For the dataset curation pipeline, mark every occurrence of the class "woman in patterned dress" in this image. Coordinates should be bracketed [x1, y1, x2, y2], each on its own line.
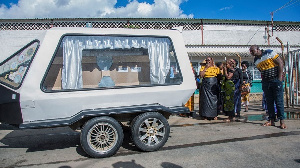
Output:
[222, 59, 236, 122]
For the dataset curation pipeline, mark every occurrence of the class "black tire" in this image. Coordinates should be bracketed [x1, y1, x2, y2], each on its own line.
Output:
[80, 117, 124, 158]
[131, 112, 170, 152]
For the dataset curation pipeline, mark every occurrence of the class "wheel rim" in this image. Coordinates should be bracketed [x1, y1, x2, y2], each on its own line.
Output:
[138, 118, 165, 146]
[87, 122, 118, 153]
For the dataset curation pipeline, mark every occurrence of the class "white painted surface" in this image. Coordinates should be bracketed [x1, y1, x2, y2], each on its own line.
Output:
[1, 27, 196, 122]
[1, 25, 300, 62]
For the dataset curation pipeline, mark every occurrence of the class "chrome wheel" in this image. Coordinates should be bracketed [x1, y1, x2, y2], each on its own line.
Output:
[81, 117, 123, 158]
[138, 118, 165, 146]
[87, 123, 118, 153]
[131, 112, 170, 151]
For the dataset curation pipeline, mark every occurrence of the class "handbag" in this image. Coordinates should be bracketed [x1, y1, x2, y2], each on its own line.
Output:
[241, 83, 250, 95]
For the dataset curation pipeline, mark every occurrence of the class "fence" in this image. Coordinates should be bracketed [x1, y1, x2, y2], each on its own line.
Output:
[287, 46, 300, 107]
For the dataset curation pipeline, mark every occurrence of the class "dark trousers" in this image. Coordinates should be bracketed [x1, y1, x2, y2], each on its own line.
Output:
[233, 80, 241, 117]
[262, 79, 285, 120]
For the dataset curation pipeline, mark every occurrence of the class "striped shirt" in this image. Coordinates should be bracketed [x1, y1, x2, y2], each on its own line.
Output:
[254, 49, 279, 80]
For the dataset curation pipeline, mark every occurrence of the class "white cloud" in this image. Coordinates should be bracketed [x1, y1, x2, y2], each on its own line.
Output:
[220, 5, 233, 11]
[0, 0, 193, 19]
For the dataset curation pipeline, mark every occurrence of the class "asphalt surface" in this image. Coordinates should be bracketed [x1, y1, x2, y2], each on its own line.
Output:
[0, 104, 299, 168]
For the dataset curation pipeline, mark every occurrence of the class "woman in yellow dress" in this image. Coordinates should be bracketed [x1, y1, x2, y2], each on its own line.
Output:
[199, 57, 220, 120]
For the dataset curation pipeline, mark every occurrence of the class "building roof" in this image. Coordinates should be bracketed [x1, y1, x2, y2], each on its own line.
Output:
[1, 18, 299, 31]
[1, 17, 299, 24]
[188, 52, 250, 58]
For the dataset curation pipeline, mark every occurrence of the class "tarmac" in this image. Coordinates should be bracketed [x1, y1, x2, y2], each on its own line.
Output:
[168, 103, 300, 126]
[0, 103, 299, 168]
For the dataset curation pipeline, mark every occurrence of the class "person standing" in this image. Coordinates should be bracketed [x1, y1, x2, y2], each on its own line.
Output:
[222, 59, 236, 122]
[216, 62, 225, 114]
[232, 59, 243, 118]
[241, 61, 253, 112]
[249, 45, 287, 129]
[199, 57, 220, 120]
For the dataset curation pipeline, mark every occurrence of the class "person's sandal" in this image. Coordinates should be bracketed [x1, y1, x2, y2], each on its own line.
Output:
[262, 121, 275, 127]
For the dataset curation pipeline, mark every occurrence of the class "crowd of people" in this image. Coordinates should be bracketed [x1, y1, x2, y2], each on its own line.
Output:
[195, 45, 287, 129]
[197, 58, 250, 122]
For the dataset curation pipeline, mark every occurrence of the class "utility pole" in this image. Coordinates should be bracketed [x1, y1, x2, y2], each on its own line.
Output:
[270, 12, 274, 36]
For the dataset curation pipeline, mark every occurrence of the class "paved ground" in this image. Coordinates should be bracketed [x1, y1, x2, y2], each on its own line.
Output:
[177, 102, 300, 125]
[0, 104, 299, 168]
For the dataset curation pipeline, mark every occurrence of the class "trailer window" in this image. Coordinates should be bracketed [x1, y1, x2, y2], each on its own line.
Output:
[42, 35, 182, 91]
[0, 41, 39, 89]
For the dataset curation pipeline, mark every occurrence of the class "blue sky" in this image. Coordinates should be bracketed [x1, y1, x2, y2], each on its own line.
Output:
[0, 0, 299, 21]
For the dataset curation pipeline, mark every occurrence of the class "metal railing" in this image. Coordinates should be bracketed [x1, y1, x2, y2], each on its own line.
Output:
[287, 46, 300, 107]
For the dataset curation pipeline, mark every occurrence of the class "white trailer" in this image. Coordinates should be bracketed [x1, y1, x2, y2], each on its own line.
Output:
[0, 27, 196, 158]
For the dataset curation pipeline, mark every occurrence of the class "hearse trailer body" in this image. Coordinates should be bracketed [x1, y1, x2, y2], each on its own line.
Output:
[0, 27, 196, 157]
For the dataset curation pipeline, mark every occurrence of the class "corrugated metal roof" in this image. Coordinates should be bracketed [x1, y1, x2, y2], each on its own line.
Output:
[188, 52, 250, 57]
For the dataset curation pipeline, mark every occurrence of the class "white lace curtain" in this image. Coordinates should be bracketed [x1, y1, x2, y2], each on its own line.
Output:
[62, 36, 171, 89]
